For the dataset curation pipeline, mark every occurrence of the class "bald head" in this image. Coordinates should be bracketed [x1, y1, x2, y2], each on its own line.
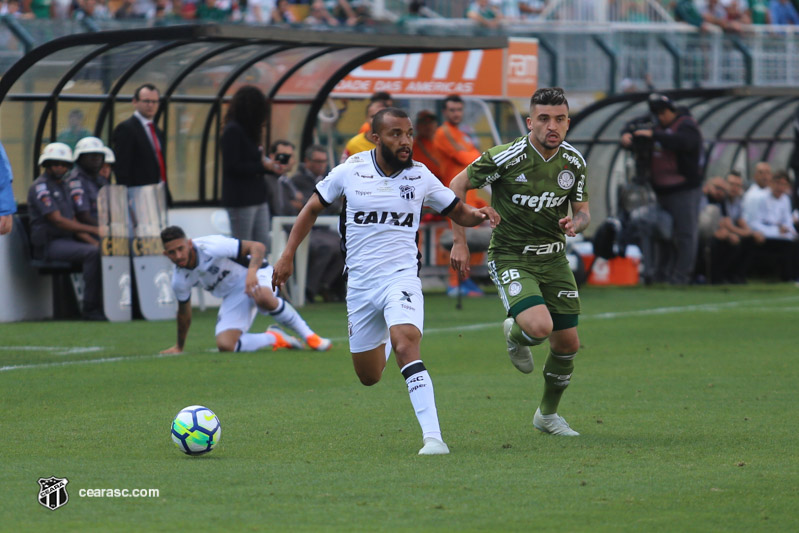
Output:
[753, 162, 772, 189]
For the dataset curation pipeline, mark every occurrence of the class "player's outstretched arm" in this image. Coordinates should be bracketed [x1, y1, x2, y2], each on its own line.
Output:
[161, 300, 192, 354]
[271, 193, 326, 291]
[559, 201, 591, 237]
[239, 239, 266, 295]
[448, 170, 501, 278]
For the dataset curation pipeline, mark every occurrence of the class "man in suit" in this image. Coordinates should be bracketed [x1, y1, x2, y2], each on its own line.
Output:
[112, 83, 170, 201]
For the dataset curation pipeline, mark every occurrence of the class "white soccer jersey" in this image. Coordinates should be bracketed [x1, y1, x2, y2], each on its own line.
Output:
[316, 150, 459, 289]
[171, 235, 249, 302]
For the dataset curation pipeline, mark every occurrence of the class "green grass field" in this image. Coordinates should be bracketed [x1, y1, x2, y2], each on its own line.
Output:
[2, 284, 798, 532]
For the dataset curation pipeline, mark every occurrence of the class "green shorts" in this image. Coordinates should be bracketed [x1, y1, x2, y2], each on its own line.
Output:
[487, 253, 580, 330]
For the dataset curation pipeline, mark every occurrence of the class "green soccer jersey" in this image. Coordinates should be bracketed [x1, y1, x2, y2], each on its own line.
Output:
[467, 134, 588, 259]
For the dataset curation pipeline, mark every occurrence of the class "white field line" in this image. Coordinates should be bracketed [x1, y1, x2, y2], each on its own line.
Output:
[0, 346, 104, 356]
[2, 295, 798, 373]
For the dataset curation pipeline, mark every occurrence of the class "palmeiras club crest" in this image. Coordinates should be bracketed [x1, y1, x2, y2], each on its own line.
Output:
[38, 476, 69, 510]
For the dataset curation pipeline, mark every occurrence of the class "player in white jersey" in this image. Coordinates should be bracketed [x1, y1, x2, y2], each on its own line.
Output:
[272, 108, 500, 455]
[159, 225, 331, 354]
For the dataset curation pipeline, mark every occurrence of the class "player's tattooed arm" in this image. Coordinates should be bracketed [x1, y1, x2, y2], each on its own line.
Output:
[162, 300, 192, 354]
[240, 240, 266, 295]
[559, 201, 590, 237]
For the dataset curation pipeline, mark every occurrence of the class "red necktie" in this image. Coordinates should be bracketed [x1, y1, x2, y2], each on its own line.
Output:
[147, 121, 166, 183]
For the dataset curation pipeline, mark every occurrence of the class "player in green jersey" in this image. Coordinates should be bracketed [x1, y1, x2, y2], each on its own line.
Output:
[449, 87, 591, 436]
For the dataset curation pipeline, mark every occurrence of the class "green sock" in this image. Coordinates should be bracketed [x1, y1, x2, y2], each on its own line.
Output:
[539, 349, 575, 415]
[510, 321, 546, 347]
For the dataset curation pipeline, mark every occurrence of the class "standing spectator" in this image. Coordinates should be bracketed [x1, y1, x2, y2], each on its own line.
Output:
[340, 99, 386, 163]
[742, 161, 772, 224]
[449, 87, 590, 436]
[0, 140, 15, 236]
[747, 0, 771, 23]
[220, 85, 273, 250]
[27, 143, 104, 320]
[287, 144, 346, 302]
[770, 0, 799, 24]
[466, 0, 503, 28]
[493, 0, 545, 20]
[67, 136, 109, 225]
[412, 110, 444, 181]
[112, 83, 171, 202]
[433, 95, 481, 187]
[196, 0, 230, 20]
[57, 109, 91, 149]
[621, 93, 704, 285]
[790, 106, 799, 208]
[272, 107, 500, 455]
[748, 170, 799, 280]
[434, 94, 486, 297]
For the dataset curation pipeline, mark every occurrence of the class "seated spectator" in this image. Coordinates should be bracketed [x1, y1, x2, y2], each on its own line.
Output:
[722, 170, 765, 281]
[100, 146, 115, 183]
[748, 170, 799, 281]
[196, 0, 230, 21]
[770, 0, 799, 24]
[492, 0, 545, 20]
[28, 143, 104, 320]
[73, 0, 111, 20]
[304, 0, 338, 26]
[271, 0, 296, 23]
[743, 161, 772, 225]
[278, 144, 346, 302]
[466, 0, 503, 28]
[67, 136, 109, 226]
[114, 0, 142, 19]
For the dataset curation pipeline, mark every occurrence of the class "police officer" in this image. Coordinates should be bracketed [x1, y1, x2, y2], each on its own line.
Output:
[67, 136, 109, 226]
[28, 142, 104, 320]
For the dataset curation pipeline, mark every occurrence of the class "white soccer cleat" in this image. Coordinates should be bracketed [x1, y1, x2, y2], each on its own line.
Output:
[305, 333, 332, 352]
[267, 325, 303, 350]
[533, 408, 580, 436]
[418, 437, 450, 455]
[503, 318, 534, 374]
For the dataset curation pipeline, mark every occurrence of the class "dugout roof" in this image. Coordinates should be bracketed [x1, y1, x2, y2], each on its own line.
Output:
[569, 88, 799, 225]
[0, 24, 506, 205]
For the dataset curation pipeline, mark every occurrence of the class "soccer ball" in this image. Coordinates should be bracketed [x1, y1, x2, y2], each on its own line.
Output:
[171, 405, 221, 455]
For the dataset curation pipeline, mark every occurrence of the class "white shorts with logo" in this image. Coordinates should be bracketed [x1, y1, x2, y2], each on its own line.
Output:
[215, 266, 275, 336]
[346, 274, 424, 353]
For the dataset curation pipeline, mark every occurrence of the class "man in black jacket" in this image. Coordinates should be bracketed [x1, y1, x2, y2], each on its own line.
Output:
[621, 94, 704, 284]
[112, 83, 171, 202]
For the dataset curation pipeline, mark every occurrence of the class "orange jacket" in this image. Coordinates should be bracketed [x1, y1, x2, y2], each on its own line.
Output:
[413, 137, 444, 181]
[433, 122, 481, 187]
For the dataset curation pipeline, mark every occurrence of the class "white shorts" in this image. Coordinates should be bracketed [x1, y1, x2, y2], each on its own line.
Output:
[215, 266, 275, 336]
[346, 274, 424, 353]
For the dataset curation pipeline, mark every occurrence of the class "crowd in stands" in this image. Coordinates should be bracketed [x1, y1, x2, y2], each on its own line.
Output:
[0, 0, 375, 26]
[2, 0, 799, 28]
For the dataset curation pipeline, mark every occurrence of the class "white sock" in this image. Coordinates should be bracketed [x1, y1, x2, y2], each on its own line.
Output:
[266, 298, 313, 339]
[400, 360, 442, 442]
[236, 332, 277, 352]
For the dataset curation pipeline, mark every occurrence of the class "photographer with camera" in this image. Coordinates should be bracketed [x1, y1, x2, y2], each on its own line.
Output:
[620, 93, 704, 285]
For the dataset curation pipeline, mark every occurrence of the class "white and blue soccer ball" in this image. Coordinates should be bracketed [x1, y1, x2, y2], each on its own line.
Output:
[171, 405, 221, 455]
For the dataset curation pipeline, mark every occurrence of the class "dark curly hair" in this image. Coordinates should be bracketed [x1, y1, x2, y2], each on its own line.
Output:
[224, 85, 268, 144]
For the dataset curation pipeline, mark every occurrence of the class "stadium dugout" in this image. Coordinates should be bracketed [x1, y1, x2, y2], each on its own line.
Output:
[569, 88, 799, 226]
[0, 24, 506, 321]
